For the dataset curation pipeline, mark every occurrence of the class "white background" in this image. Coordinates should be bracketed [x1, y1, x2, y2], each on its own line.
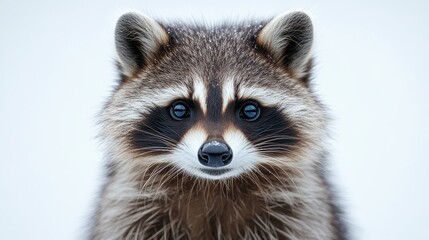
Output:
[1, 1, 428, 239]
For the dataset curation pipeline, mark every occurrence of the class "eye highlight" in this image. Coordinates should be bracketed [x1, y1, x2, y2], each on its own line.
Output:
[239, 101, 260, 121]
[170, 101, 190, 120]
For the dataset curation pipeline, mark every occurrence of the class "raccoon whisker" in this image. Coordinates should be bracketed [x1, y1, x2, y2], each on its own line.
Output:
[132, 137, 177, 150]
[141, 164, 168, 191]
[249, 167, 276, 191]
[134, 121, 182, 141]
[226, 177, 238, 198]
[253, 142, 299, 148]
[185, 173, 200, 220]
[156, 166, 182, 194]
[271, 209, 315, 237]
[256, 133, 301, 140]
[247, 126, 294, 139]
[134, 163, 174, 194]
[254, 146, 302, 157]
[252, 135, 302, 145]
[259, 154, 309, 180]
[133, 148, 172, 158]
[246, 121, 296, 138]
[201, 179, 211, 208]
[129, 124, 178, 142]
[256, 148, 299, 155]
[250, 147, 300, 177]
[258, 149, 307, 165]
[256, 147, 300, 155]
[136, 162, 164, 197]
[258, 153, 304, 173]
[218, 179, 227, 199]
[253, 164, 299, 203]
[147, 164, 177, 192]
[219, 179, 230, 199]
[254, 145, 302, 155]
[131, 148, 174, 157]
[156, 123, 183, 140]
[246, 170, 272, 202]
[138, 163, 171, 192]
[253, 141, 302, 151]
[130, 127, 178, 146]
[132, 149, 173, 157]
[256, 157, 306, 198]
[131, 144, 174, 150]
[242, 172, 273, 223]
[121, 205, 159, 232]
[250, 132, 301, 144]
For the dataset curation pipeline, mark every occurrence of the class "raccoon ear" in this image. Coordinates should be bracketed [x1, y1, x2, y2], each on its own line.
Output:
[257, 11, 313, 77]
[115, 12, 169, 76]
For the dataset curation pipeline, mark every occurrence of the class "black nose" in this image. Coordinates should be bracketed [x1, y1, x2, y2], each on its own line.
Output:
[198, 140, 233, 167]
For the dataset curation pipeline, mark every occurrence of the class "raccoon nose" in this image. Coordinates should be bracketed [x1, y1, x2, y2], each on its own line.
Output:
[198, 140, 233, 167]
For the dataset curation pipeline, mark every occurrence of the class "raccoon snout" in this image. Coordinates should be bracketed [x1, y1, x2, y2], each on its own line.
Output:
[198, 140, 233, 167]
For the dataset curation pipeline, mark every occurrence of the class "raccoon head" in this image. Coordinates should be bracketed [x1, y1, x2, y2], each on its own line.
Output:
[101, 12, 327, 181]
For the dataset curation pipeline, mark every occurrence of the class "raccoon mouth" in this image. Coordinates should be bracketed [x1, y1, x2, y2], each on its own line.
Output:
[200, 168, 232, 176]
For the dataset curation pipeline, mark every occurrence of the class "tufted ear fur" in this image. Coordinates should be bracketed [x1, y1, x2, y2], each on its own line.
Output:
[115, 12, 169, 77]
[257, 11, 313, 78]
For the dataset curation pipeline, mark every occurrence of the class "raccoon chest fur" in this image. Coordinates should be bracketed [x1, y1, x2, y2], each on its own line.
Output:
[100, 172, 331, 240]
[156, 190, 269, 239]
[90, 10, 348, 240]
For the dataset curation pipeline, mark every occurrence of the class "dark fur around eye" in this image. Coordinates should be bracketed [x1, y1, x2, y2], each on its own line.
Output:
[130, 101, 198, 156]
[130, 98, 298, 158]
[235, 104, 299, 157]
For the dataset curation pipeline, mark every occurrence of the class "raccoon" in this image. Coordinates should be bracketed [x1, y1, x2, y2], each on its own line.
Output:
[90, 11, 347, 240]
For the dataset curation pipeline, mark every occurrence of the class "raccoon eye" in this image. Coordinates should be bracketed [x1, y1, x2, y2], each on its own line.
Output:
[239, 101, 260, 121]
[170, 101, 190, 120]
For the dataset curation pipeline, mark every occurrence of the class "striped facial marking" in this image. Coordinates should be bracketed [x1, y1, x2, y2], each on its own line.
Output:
[206, 82, 223, 121]
[192, 77, 207, 115]
[222, 78, 235, 114]
[128, 76, 300, 179]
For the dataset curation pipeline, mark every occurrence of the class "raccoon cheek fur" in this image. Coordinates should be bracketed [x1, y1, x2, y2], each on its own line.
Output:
[90, 11, 348, 240]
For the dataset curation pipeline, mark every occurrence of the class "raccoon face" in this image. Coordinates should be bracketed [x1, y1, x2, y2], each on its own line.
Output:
[101, 12, 327, 180]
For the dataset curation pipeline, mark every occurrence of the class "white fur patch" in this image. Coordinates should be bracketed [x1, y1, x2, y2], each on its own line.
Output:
[173, 124, 259, 180]
[222, 77, 235, 113]
[170, 124, 208, 175]
[192, 77, 207, 114]
[113, 83, 189, 122]
[237, 85, 280, 106]
[222, 126, 260, 173]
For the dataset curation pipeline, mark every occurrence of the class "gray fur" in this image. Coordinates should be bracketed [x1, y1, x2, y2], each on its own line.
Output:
[90, 11, 348, 240]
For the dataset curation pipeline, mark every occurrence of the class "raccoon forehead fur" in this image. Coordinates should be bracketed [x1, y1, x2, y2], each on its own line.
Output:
[92, 11, 347, 240]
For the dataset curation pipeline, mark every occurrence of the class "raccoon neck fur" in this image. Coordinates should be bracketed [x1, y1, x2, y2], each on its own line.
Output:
[91, 156, 344, 240]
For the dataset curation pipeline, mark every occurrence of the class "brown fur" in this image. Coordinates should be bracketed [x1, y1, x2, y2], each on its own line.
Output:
[90, 11, 348, 240]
